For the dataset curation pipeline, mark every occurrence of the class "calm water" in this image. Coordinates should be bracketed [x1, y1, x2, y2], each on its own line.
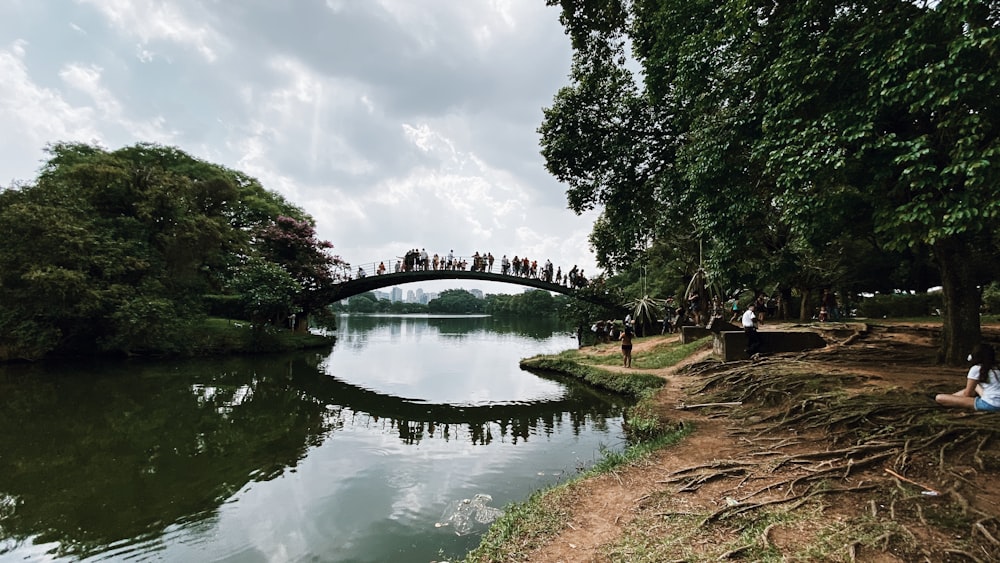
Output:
[0, 315, 631, 562]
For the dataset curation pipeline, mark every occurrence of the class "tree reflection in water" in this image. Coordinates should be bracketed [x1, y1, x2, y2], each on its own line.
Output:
[0, 339, 628, 560]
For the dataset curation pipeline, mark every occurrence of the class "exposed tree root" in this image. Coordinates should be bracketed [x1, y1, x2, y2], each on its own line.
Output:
[658, 338, 1000, 560]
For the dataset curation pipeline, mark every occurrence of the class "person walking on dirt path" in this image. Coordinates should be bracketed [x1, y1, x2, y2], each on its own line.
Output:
[936, 343, 1000, 412]
[620, 322, 635, 368]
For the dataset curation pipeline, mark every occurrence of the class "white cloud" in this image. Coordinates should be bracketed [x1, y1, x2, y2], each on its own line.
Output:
[78, 0, 222, 62]
[0, 1, 598, 286]
[0, 41, 102, 180]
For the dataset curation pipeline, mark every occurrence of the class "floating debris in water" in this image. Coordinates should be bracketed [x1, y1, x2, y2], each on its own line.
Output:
[435, 494, 505, 536]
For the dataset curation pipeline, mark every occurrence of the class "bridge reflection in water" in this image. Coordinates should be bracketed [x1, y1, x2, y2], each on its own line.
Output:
[307, 364, 627, 446]
[0, 324, 630, 561]
[324, 314, 629, 445]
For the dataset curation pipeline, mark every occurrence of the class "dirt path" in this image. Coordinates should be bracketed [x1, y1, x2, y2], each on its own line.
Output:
[513, 323, 1000, 562]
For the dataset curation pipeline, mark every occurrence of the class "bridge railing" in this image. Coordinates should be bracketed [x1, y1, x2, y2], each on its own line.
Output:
[336, 255, 579, 287]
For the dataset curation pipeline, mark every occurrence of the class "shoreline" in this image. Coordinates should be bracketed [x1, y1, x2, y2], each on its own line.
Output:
[464, 324, 1000, 562]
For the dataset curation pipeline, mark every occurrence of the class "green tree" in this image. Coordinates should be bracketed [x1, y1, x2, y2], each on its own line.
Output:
[347, 293, 377, 313]
[229, 257, 300, 326]
[484, 293, 515, 315]
[542, 0, 1000, 363]
[256, 215, 345, 332]
[0, 142, 341, 359]
[428, 289, 484, 314]
[515, 290, 557, 315]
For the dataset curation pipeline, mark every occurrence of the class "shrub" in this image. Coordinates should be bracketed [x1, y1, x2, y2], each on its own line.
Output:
[983, 282, 1000, 314]
[857, 292, 943, 318]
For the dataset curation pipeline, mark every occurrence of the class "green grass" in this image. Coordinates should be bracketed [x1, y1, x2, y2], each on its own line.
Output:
[461, 335, 708, 562]
[520, 355, 665, 397]
[544, 336, 710, 370]
[464, 423, 692, 563]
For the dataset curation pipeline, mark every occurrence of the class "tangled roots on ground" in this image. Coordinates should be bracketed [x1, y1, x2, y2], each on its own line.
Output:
[663, 351, 1000, 561]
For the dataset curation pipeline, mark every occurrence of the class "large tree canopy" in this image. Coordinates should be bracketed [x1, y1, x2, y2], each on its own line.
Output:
[0, 142, 341, 359]
[540, 0, 1000, 364]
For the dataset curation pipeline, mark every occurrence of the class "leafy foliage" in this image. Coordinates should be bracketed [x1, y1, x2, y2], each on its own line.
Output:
[428, 289, 485, 314]
[541, 0, 1000, 363]
[0, 142, 339, 359]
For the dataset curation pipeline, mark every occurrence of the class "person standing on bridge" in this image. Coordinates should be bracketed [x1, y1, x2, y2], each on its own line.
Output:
[501, 255, 510, 275]
[377, 262, 386, 275]
[488, 253, 495, 272]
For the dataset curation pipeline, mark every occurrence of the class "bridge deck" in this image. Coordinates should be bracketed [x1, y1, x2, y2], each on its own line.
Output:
[330, 269, 575, 300]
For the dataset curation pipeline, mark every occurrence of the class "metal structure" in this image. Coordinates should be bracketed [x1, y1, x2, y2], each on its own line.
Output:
[322, 259, 618, 309]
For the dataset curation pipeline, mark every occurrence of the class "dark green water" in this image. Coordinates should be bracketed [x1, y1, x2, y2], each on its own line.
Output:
[0, 315, 631, 562]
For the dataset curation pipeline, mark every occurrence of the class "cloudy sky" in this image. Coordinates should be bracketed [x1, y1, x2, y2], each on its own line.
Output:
[0, 0, 600, 295]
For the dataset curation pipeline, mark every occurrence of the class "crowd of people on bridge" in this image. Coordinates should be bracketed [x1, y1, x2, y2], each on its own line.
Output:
[341, 248, 590, 289]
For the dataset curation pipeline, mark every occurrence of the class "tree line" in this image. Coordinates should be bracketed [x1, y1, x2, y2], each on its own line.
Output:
[0, 143, 343, 360]
[539, 0, 1000, 363]
[337, 288, 561, 316]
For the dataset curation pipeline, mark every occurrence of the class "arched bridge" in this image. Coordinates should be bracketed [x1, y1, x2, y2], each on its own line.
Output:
[323, 256, 621, 309]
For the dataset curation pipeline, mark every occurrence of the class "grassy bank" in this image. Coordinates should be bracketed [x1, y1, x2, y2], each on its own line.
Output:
[464, 336, 707, 562]
[468, 323, 1000, 561]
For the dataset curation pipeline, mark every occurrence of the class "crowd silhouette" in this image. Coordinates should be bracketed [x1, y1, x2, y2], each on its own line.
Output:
[338, 248, 589, 289]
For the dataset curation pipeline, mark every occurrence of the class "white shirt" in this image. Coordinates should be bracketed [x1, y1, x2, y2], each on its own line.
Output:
[969, 365, 1000, 407]
[741, 309, 757, 328]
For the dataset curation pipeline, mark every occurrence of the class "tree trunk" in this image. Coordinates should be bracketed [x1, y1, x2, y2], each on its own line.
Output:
[798, 288, 813, 321]
[779, 286, 793, 320]
[295, 313, 311, 333]
[933, 237, 981, 365]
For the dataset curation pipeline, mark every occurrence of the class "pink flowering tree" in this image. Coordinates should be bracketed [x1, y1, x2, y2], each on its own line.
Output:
[256, 216, 345, 332]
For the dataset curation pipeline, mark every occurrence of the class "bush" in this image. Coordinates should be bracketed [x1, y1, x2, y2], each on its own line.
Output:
[983, 282, 1000, 314]
[204, 294, 247, 320]
[856, 292, 943, 318]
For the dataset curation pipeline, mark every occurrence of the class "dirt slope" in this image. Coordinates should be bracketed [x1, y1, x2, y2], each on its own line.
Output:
[518, 322, 1000, 563]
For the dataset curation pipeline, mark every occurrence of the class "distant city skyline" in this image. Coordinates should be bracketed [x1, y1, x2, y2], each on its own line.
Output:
[372, 284, 535, 304]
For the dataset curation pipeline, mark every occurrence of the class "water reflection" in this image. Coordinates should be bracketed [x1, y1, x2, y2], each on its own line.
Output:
[0, 316, 629, 562]
[335, 314, 572, 349]
[0, 355, 328, 560]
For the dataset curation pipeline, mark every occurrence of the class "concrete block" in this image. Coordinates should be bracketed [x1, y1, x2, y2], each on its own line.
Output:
[714, 330, 827, 361]
[681, 325, 713, 344]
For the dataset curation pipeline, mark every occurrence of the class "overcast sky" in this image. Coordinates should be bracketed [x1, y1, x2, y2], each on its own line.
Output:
[0, 0, 600, 295]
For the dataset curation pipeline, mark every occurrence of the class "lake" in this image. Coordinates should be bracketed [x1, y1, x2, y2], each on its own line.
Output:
[0, 315, 632, 562]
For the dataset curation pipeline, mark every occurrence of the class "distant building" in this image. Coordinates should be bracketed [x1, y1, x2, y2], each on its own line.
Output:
[391, 287, 402, 302]
[406, 289, 416, 303]
[469, 289, 484, 299]
[373, 290, 390, 301]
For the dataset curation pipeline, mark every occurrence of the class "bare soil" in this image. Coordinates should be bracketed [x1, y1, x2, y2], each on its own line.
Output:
[515, 321, 1000, 563]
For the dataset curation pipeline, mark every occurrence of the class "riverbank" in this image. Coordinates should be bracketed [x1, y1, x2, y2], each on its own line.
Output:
[465, 321, 1000, 562]
[0, 317, 335, 362]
